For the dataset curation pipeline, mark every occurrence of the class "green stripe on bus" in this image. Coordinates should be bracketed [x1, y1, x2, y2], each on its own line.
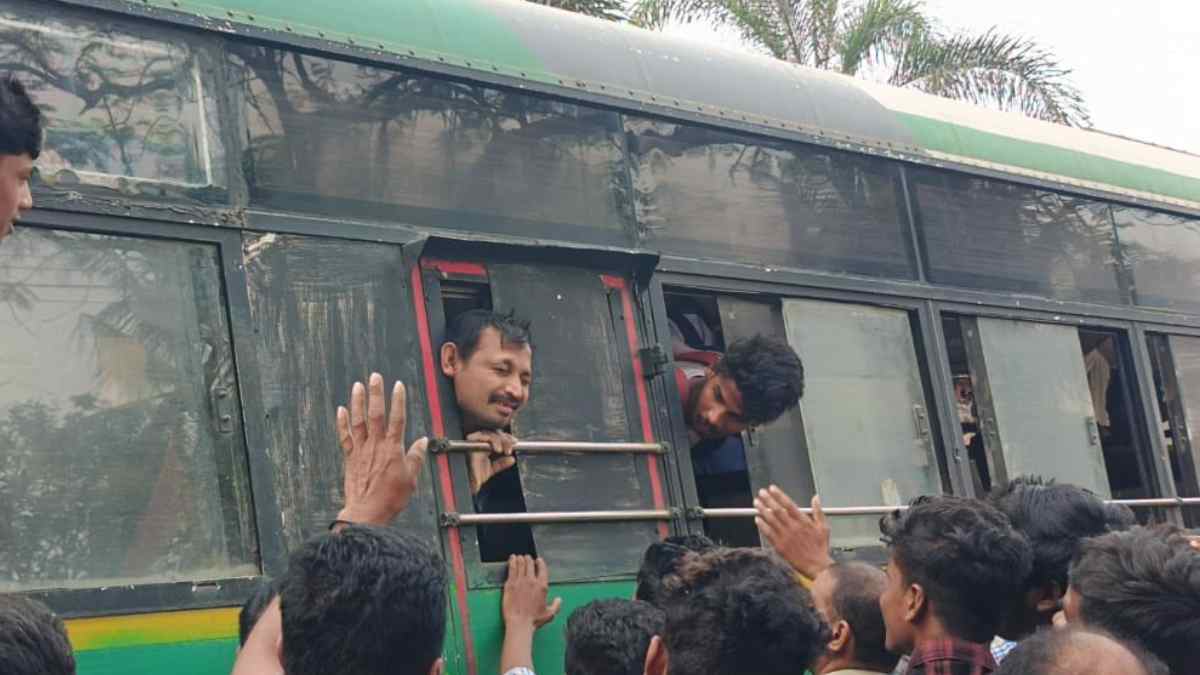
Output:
[897, 112, 1200, 205]
[75, 638, 236, 675]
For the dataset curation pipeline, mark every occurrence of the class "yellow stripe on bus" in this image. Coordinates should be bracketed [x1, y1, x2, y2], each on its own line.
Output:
[66, 607, 239, 652]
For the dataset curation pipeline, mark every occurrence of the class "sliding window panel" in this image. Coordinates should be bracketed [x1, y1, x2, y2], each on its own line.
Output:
[968, 318, 1111, 496]
[1167, 336, 1200, 521]
[781, 299, 940, 548]
[488, 264, 659, 581]
[226, 44, 634, 245]
[240, 234, 436, 551]
[909, 167, 1124, 305]
[1112, 206, 1200, 314]
[625, 117, 916, 279]
[0, 228, 255, 591]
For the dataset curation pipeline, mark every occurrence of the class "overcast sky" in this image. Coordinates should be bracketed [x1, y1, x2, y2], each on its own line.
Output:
[663, 0, 1200, 153]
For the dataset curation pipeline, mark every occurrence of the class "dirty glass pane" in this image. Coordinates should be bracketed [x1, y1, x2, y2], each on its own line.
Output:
[0, 228, 256, 590]
[909, 167, 1123, 304]
[625, 117, 915, 279]
[1111, 206, 1200, 313]
[781, 299, 941, 548]
[0, 0, 225, 193]
[227, 44, 631, 243]
[971, 318, 1111, 496]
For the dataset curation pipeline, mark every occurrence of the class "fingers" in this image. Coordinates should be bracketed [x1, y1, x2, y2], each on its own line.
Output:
[768, 485, 802, 517]
[811, 494, 827, 530]
[367, 373, 386, 440]
[534, 557, 549, 583]
[498, 432, 518, 456]
[545, 596, 563, 620]
[350, 381, 367, 447]
[754, 516, 778, 546]
[405, 437, 429, 479]
[337, 406, 352, 453]
[493, 455, 517, 473]
[386, 380, 407, 444]
[754, 492, 786, 533]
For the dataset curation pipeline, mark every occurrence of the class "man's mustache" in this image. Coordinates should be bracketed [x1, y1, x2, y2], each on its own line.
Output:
[489, 394, 521, 408]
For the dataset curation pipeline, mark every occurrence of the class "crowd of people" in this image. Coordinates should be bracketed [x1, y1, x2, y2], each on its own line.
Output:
[3, 73, 1200, 675]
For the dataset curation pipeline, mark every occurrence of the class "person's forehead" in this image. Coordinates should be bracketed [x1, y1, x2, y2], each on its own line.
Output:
[471, 327, 532, 359]
[0, 153, 33, 172]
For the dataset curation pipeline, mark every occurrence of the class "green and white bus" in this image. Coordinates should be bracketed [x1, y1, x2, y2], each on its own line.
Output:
[2, 1, 1199, 673]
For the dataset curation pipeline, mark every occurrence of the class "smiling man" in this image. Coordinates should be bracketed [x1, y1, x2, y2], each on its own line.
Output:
[0, 75, 42, 244]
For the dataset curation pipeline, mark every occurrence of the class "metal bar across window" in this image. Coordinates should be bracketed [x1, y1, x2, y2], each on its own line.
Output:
[430, 439, 668, 454]
[440, 509, 674, 527]
[695, 497, 1200, 519]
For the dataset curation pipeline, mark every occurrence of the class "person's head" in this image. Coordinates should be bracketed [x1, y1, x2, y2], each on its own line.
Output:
[986, 476, 1116, 639]
[565, 599, 664, 675]
[688, 335, 803, 440]
[877, 496, 1032, 652]
[634, 534, 717, 608]
[810, 563, 898, 674]
[440, 309, 533, 432]
[994, 628, 1164, 675]
[280, 525, 447, 675]
[239, 578, 279, 647]
[1062, 525, 1200, 675]
[0, 595, 75, 675]
[0, 75, 42, 242]
[644, 547, 828, 675]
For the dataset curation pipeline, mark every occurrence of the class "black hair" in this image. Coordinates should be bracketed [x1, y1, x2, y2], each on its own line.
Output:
[445, 309, 532, 362]
[987, 476, 1115, 593]
[238, 577, 279, 646]
[280, 525, 447, 675]
[565, 599, 664, 675]
[994, 627, 1166, 675]
[712, 335, 803, 426]
[661, 547, 829, 675]
[1102, 501, 1137, 530]
[0, 76, 43, 159]
[879, 495, 1033, 644]
[0, 595, 75, 675]
[1070, 525, 1200, 675]
[827, 562, 898, 673]
[635, 534, 717, 608]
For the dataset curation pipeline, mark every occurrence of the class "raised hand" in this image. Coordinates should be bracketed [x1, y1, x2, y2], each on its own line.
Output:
[755, 486, 835, 580]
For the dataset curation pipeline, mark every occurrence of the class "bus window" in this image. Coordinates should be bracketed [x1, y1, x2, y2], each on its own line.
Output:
[1146, 334, 1200, 525]
[0, 228, 256, 590]
[780, 298, 942, 549]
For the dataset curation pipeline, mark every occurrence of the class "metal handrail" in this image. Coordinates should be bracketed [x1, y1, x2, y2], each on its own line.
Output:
[431, 439, 667, 455]
[696, 497, 1200, 520]
[441, 509, 674, 527]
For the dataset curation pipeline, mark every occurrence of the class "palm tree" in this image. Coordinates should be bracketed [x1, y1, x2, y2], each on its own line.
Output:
[525, 0, 627, 20]
[625, 0, 1090, 127]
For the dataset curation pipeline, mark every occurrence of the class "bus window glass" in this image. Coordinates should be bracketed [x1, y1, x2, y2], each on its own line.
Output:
[910, 167, 1124, 304]
[0, 228, 256, 591]
[780, 298, 942, 548]
[227, 45, 632, 243]
[0, 0, 225, 193]
[625, 117, 916, 279]
[1147, 334, 1200, 525]
[1112, 206, 1200, 314]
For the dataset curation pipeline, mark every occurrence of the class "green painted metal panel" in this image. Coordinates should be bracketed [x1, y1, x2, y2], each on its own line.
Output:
[75, 638, 236, 675]
[898, 112, 1200, 205]
[462, 580, 637, 675]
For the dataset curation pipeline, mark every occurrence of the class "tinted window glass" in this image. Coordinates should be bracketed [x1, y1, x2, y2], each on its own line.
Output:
[227, 45, 632, 243]
[910, 167, 1123, 304]
[0, 0, 225, 194]
[1112, 206, 1200, 313]
[625, 117, 915, 278]
[0, 229, 256, 590]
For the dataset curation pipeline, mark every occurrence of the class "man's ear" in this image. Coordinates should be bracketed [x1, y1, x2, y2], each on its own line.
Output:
[1035, 580, 1064, 613]
[905, 582, 926, 624]
[828, 619, 852, 654]
[440, 343, 460, 378]
[427, 656, 445, 675]
[644, 635, 668, 675]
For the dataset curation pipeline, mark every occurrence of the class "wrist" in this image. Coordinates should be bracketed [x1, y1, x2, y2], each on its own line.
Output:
[336, 506, 392, 527]
[503, 616, 538, 635]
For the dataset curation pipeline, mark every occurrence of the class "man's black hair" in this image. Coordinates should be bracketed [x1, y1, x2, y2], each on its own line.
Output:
[1070, 525, 1200, 675]
[987, 476, 1116, 593]
[660, 547, 829, 675]
[635, 534, 717, 608]
[879, 495, 1033, 644]
[445, 309, 531, 362]
[0, 595, 75, 675]
[565, 599, 664, 675]
[1102, 501, 1137, 530]
[827, 562, 898, 673]
[994, 627, 1166, 675]
[238, 578, 279, 646]
[712, 335, 803, 426]
[0, 76, 43, 159]
[280, 525, 447, 675]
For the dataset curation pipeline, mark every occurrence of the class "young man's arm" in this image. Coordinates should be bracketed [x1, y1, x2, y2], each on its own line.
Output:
[500, 555, 562, 675]
[232, 373, 428, 675]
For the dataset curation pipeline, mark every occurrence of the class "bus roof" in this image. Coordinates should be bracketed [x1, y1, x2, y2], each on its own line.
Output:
[98, 0, 1200, 210]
